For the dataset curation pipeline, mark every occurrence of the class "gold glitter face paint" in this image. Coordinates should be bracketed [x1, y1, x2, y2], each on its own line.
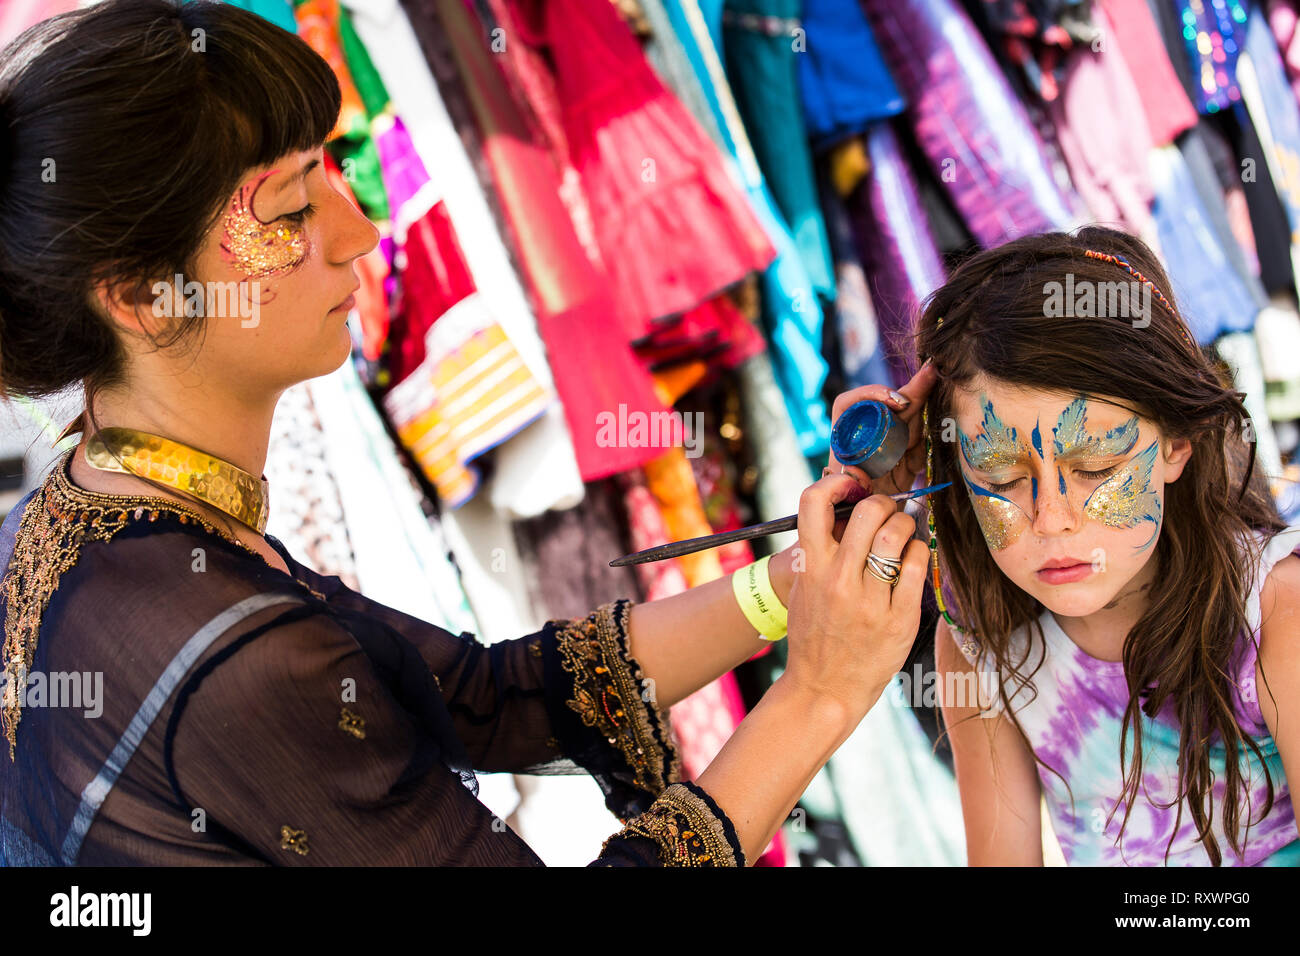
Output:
[219, 169, 311, 281]
[962, 472, 1031, 551]
[1082, 440, 1162, 552]
[959, 394, 1035, 550]
[1051, 396, 1139, 510]
[959, 394, 1027, 473]
[958, 392, 1157, 554]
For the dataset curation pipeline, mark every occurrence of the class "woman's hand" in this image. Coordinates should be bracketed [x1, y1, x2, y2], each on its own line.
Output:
[780, 473, 930, 720]
[825, 361, 939, 501]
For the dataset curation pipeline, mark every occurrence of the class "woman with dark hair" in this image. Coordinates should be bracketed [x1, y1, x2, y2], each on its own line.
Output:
[0, 0, 936, 866]
[865, 225, 1300, 865]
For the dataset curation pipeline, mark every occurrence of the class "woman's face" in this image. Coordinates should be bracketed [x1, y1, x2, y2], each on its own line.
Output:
[172, 146, 379, 393]
[949, 373, 1192, 617]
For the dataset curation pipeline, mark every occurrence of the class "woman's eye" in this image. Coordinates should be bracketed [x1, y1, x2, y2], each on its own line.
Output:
[280, 202, 317, 224]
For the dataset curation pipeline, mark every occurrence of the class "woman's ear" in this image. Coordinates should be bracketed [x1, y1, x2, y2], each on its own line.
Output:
[1162, 436, 1193, 483]
[90, 276, 174, 339]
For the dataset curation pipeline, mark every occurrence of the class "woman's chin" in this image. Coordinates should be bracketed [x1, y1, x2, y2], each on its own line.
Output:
[315, 321, 354, 375]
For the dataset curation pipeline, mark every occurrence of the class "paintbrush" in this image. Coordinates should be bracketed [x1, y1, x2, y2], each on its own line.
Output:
[609, 481, 953, 567]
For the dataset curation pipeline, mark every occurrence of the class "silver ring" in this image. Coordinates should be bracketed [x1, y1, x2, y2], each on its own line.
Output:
[866, 552, 902, 586]
[868, 551, 903, 570]
[866, 562, 900, 587]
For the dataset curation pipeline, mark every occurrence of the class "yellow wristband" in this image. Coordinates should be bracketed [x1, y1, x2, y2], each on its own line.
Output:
[731, 554, 788, 641]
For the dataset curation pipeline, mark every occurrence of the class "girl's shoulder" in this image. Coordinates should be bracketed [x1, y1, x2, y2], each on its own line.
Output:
[1228, 522, 1300, 737]
[1243, 523, 1300, 636]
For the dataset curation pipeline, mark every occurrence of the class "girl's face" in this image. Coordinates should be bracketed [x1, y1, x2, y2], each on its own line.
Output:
[179, 147, 379, 393]
[950, 374, 1192, 617]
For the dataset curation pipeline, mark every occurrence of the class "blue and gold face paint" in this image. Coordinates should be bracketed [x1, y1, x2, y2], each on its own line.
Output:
[959, 394, 1034, 550]
[1082, 440, 1162, 551]
[1052, 397, 1139, 509]
[962, 471, 1031, 551]
[1052, 397, 1139, 459]
[959, 395, 1024, 473]
[958, 392, 1158, 553]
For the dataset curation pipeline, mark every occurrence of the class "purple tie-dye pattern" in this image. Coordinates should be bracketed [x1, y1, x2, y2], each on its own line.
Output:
[976, 526, 1300, 865]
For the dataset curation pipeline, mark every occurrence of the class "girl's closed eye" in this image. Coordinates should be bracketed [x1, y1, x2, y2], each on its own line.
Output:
[985, 463, 1120, 493]
[985, 477, 1023, 493]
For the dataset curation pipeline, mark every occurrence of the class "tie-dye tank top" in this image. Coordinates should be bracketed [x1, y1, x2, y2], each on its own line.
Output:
[960, 524, 1300, 866]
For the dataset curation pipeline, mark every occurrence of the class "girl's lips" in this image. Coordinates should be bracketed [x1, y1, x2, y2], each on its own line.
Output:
[1036, 563, 1094, 584]
[329, 293, 356, 314]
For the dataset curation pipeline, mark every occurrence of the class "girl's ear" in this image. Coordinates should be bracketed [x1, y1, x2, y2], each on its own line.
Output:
[1162, 437, 1193, 483]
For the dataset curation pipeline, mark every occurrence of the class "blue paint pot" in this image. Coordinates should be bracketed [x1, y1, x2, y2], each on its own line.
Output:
[829, 399, 910, 479]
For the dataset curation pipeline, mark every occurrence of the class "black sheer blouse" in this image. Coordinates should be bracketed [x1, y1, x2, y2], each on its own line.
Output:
[0, 450, 745, 866]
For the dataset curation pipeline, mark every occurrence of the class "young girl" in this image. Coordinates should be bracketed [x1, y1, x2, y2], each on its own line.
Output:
[871, 225, 1299, 865]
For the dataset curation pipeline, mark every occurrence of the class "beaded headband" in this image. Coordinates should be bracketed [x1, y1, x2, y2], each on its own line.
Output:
[1081, 248, 1197, 352]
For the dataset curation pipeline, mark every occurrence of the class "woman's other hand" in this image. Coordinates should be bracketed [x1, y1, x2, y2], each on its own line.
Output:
[825, 361, 939, 500]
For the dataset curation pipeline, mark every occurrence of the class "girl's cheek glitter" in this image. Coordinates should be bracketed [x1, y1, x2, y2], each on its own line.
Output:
[963, 473, 1030, 551]
[1083, 440, 1163, 551]
[219, 170, 310, 280]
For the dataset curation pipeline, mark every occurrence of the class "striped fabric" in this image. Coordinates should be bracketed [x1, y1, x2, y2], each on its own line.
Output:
[383, 298, 552, 507]
[376, 113, 554, 508]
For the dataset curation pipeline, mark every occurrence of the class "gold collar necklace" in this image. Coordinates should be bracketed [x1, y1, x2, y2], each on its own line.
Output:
[59, 413, 270, 534]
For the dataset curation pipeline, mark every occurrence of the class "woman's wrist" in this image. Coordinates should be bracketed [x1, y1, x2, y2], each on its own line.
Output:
[768, 546, 796, 607]
[768, 672, 856, 744]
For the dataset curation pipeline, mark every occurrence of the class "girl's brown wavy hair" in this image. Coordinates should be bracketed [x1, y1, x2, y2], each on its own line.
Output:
[915, 225, 1285, 865]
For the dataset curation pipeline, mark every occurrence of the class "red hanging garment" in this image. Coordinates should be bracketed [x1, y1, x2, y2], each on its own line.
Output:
[433, 0, 672, 481]
[502, 0, 777, 338]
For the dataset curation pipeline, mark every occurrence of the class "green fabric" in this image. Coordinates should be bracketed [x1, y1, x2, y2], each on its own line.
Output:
[721, 0, 835, 300]
[329, 136, 389, 222]
[340, 10, 390, 118]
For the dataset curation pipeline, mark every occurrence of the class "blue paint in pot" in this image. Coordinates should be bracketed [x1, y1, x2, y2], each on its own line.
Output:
[829, 400, 910, 479]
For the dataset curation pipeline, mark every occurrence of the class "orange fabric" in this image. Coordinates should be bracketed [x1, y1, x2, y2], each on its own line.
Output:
[294, 0, 368, 142]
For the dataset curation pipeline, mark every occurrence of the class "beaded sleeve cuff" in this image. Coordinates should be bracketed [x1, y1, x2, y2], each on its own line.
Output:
[551, 600, 683, 815]
[603, 781, 745, 867]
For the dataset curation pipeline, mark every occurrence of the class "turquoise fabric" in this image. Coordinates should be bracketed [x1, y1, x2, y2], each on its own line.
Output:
[718, 0, 836, 300]
[216, 0, 297, 33]
[661, 0, 831, 455]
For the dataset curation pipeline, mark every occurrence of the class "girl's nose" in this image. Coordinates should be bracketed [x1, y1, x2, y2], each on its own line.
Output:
[1032, 466, 1080, 535]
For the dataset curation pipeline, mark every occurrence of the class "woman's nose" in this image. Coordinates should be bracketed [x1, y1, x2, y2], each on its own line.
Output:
[326, 188, 380, 265]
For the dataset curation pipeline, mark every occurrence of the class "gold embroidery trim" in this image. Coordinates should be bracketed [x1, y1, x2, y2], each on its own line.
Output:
[606, 783, 741, 867]
[338, 707, 366, 739]
[553, 601, 682, 801]
[1, 450, 325, 759]
[279, 825, 309, 856]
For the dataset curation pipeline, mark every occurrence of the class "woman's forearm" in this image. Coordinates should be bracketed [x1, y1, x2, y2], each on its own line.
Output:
[625, 548, 795, 709]
[694, 673, 855, 865]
